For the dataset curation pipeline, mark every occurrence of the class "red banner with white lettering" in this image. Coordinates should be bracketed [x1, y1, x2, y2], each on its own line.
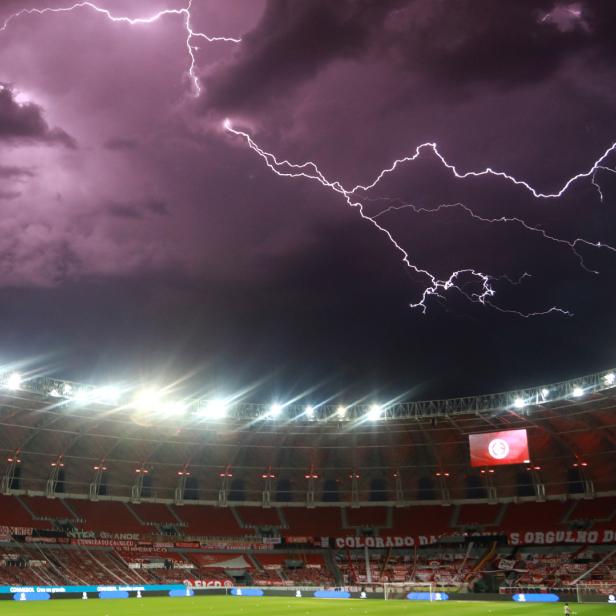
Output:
[508, 528, 616, 545]
[469, 429, 530, 467]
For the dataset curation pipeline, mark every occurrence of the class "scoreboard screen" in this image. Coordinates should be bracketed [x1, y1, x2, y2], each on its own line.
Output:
[469, 429, 530, 467]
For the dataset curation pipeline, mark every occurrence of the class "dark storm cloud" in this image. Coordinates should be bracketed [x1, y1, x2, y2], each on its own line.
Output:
[108, 199, 169, 220]
[204, 0, 405, 111]
[205, 0, 616, 113]
[380, 0, 594, 90]
[104, 137, 139, 151]
[0, 190, 20, 200]
[0, 83, 75, 147]
[0, 165, 34, 179]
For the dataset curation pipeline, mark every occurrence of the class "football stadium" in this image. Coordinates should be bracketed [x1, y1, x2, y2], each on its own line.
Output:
[0, 368, 615, 614]
[2, 0, 616, 614]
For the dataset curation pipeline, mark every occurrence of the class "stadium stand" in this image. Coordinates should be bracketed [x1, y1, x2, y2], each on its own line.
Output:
[129, 502, 180, 526]
[1, 377, 616, 594]
[172, 505, 244, 536]
[236, 507, 282, 528]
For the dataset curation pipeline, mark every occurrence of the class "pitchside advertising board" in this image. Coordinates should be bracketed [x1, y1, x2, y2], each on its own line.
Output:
[469, 429, 530, 467]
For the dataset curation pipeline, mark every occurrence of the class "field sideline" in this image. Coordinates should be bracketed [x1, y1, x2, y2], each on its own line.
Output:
[0, 596, 612, 615]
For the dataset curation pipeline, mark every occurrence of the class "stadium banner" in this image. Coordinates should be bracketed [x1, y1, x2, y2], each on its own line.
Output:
[191, 554, 252, 569]
[0, 526, 33, 536]
[513, 593, 559, 602]
[70, 538, 135, 548]
[262, 537, 282, 545]
[185, 579, 233, 588]
[175, 541, 200, 549]
[469, 429, 530, 467]
[0, 584, 185, 595]
[173, 563, 195, 569]
[67, 530, 140, 541]
[334, 535, 437, 548]
[198, 540, 268, 550]
[508, 529, 616, 545]
[284, 536, 314, 544]
[121, 545, 167, 553]
[25, 536, 57, 544]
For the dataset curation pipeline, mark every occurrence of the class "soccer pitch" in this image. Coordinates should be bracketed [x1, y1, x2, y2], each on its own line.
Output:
[0, 596, 612, 615]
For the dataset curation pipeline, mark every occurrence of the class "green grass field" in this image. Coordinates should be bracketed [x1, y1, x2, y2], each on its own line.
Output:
[0, 596, 612, 616]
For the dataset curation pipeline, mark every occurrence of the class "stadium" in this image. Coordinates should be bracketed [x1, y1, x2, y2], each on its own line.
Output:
[0, 367, 615, 614]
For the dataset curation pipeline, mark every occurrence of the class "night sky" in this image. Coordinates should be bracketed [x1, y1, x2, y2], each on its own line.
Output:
[1, 0, 616, 404]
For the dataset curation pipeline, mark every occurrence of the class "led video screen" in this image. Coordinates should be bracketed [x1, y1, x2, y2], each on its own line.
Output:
[469, 429, 530, 467]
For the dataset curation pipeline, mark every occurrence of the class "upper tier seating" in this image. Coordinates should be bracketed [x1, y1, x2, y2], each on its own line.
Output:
[21, 496, 76, 520]
[236, 507, 282, 527]
[69, 500, 145, 533]
[499, 501, 569, 531]
[0, 495, 50, 529]
[346, 506, 389, 527]
[129, 503, 178, 526]
[568, 497, 616, 523]
[281, 508, 343, 537]
[172, 505, 244, 536]
[387, 505, 452, 536]
[457, 503, 501, 526]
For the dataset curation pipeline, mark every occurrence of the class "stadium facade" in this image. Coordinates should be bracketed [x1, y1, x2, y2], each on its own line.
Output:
[0, 368, 615, 600]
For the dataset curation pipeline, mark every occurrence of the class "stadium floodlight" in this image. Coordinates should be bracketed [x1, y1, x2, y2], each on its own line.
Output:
[6, 372, 22, 391]
[336, 405, 347, 419]
[541, 388, 550, 398]
[163, 400, 187, 417]
[604, 372, 615, 387]
[572, 386, 584, 398]
[267, 403, 283, 419]
[513, 397, 525, 409]
[305, 405, 315, 418]
[94, 386, 120, 405]
[133, 388, 162, 411]
[201, 399, 227, 420]
[72, 388, 91, 403]
[367, 404, 383, 420]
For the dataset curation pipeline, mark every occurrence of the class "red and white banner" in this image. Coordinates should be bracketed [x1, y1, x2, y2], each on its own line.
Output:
[185, 579, 233, 588]
[262, 537, 282, 545]
[508, 528, 616, 545]
[0, 526, 33, 536]
[285, 536, 314, 544]
[469, 429, 530, 467]
[25, 536, 57, 544]
[198, 540, 268, 551]
[175, 541, 200, 549]
[99, 531, 140, 541]
[71, 538, 135, 548]
[335, 535, 437, 549]
[191, 553, 252, 569]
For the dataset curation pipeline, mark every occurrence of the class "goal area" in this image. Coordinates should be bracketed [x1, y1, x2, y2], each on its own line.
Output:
[381, 582, 447, 601]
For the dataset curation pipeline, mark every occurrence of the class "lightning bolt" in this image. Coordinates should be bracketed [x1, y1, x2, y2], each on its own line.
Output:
[224, 120, 576, 317]
[347, 141, 616, 201]
[0, 0, 241, 95]
[370, 200, 615, 274]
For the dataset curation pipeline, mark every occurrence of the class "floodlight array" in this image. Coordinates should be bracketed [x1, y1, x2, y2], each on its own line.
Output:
[0, 364, 615, 422]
